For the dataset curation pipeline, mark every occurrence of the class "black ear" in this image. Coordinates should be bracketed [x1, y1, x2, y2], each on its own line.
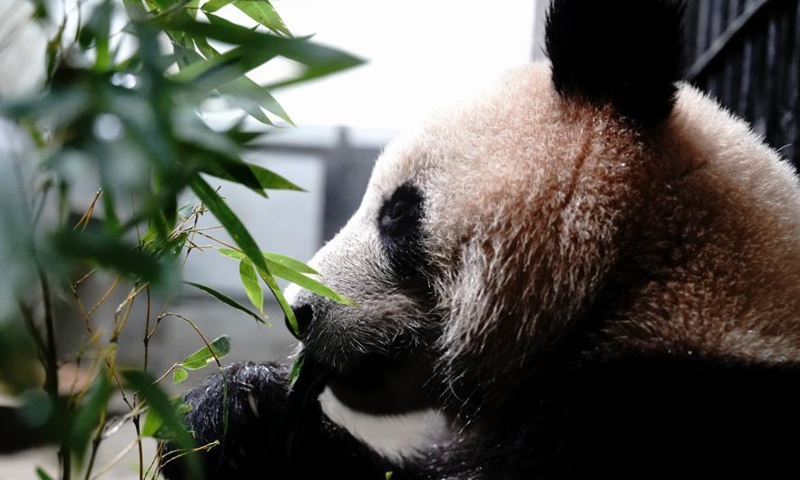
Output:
[546, 0, 685, 126]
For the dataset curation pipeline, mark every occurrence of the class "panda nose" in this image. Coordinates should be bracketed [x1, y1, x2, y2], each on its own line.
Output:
[286, 303, 314, 339]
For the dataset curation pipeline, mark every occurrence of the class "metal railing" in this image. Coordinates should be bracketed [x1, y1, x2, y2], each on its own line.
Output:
[684, 0, 800, 169]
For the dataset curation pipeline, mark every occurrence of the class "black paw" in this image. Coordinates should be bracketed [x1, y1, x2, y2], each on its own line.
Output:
[161, 362, 295, 480]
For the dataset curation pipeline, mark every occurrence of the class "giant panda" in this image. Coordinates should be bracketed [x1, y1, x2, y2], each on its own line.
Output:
[163, 0, 800, 478]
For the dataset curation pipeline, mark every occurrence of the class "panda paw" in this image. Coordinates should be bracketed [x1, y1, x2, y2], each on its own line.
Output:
[160, 361, 299, 480]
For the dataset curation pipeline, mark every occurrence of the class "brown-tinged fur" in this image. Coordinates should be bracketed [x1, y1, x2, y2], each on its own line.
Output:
[309, 63, 800, 412]
[598, 86, 800, 361]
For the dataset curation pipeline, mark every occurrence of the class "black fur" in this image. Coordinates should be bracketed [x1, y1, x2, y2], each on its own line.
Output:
[546, 0, 685, 126]
[161, 361, 396, 480]
[162, 355, 800, 479]
[416, 353, 800, 480]
[378, 182, 427, 281]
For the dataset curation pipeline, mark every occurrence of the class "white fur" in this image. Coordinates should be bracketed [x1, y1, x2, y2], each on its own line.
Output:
[319, 388, 450, 462]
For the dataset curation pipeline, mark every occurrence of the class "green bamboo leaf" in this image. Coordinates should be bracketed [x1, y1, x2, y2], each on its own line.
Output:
[180, 335, 231, 369]
[172, 367, 189, 384]
[189, 174, 273, 277]
[202, 0, 235, 12]
[194, 152, 268, 198]
[232, 0, 291, 37]
[218, 249, 317, 274]
[258, 266, 298, 335]
[288, 351, 304, 391]
[171, 45, 249, 86]
[68, 373, 112, 462]
[203, 10, 252, 32]
[191, 178, 305, 334]
[218, 248, 245, 260]
[178, 202, 200, 219]
[239, 259, 264, 312]
[165, 17, 364, 72]
[263, 252, 317, 274]
[188, 41, 275, 125]
[174, 113, 241, 155]
[264, 257, 354, 306]
[184, 282, 266, 324]
[45, 16, 66, 83]
[141, 406, 163, 437]
[224, 122, 267, 144]
[123, 371, 199, 476]
[145, 0, 173, 10]
[249, 164, 304, 191]
[51, 229, 167, 283]
[95, 3, 113, 71]
[224, 92, 275, 126]
[36, 468, 55, 480]
[219, 75, 294, 125]
[195, 162, 304, 192]
[221, 251, 298, 333]
[186, 0, 201, 17]
[142, 397, 193, 438]
[192, 34, 218, 60]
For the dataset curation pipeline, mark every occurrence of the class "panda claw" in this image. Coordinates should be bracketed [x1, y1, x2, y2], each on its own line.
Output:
[246, 391, 260, 418]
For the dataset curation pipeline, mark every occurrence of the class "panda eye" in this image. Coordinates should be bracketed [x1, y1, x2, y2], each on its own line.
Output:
[378, 183, 424, 239]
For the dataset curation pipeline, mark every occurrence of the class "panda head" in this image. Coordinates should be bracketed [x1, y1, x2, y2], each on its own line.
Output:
[286, 0, 800, 420]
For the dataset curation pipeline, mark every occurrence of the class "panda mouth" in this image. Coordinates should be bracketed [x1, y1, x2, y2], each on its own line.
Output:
[324, 352, 438, 415]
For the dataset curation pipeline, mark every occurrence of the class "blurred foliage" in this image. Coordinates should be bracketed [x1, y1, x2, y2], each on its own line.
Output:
[0, 0, 362, 478]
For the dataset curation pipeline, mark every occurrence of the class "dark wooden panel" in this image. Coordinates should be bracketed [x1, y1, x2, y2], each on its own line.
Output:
[684, 0, 800, 169]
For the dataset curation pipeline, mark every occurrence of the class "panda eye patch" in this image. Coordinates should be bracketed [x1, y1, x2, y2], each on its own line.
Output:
[378, 183, 423, 239]
[378, 182, 425, 276]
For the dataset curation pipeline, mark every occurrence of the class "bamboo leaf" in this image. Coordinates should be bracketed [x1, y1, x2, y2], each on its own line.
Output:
[264, 257, 355, 306]
[194, 153, 268, 198]
[141, 406, 163, 437]
[219, 75, 294, 125]
[248, 164, 304, 191]
[164, 17, 364, 73]
[288, 351, 304, 391]
[172, 367, 189, 384]
[186, 0, 201, 17]
[239, 259, 264, 312]
[184, 282, 267, 324]
[179, 335, 231, 369]
[218, 249, 317, 274]
[202, 0, 235, 12]
[218, 248, 245, 260]
[259, 266, 298, 335]
[141, 397, 193, 438]
[123, 371, 199, 476]
[224, 92, 275, 126]
[51, 229, 167, 283]
[232, 0, 291, 37]
[219, 246, 299, 334]
[189, 43, 277, 126]
[68, 373, 112, 462]
[45, 16, 66, 83]
[36, 468, 55, 480]
[189, 174, 273, 277]
[263, 252, 317, 274]
[171, 45, 249, 86]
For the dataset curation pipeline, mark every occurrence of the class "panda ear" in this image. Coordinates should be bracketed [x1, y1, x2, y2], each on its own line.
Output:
[545, 0, 685, 126]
